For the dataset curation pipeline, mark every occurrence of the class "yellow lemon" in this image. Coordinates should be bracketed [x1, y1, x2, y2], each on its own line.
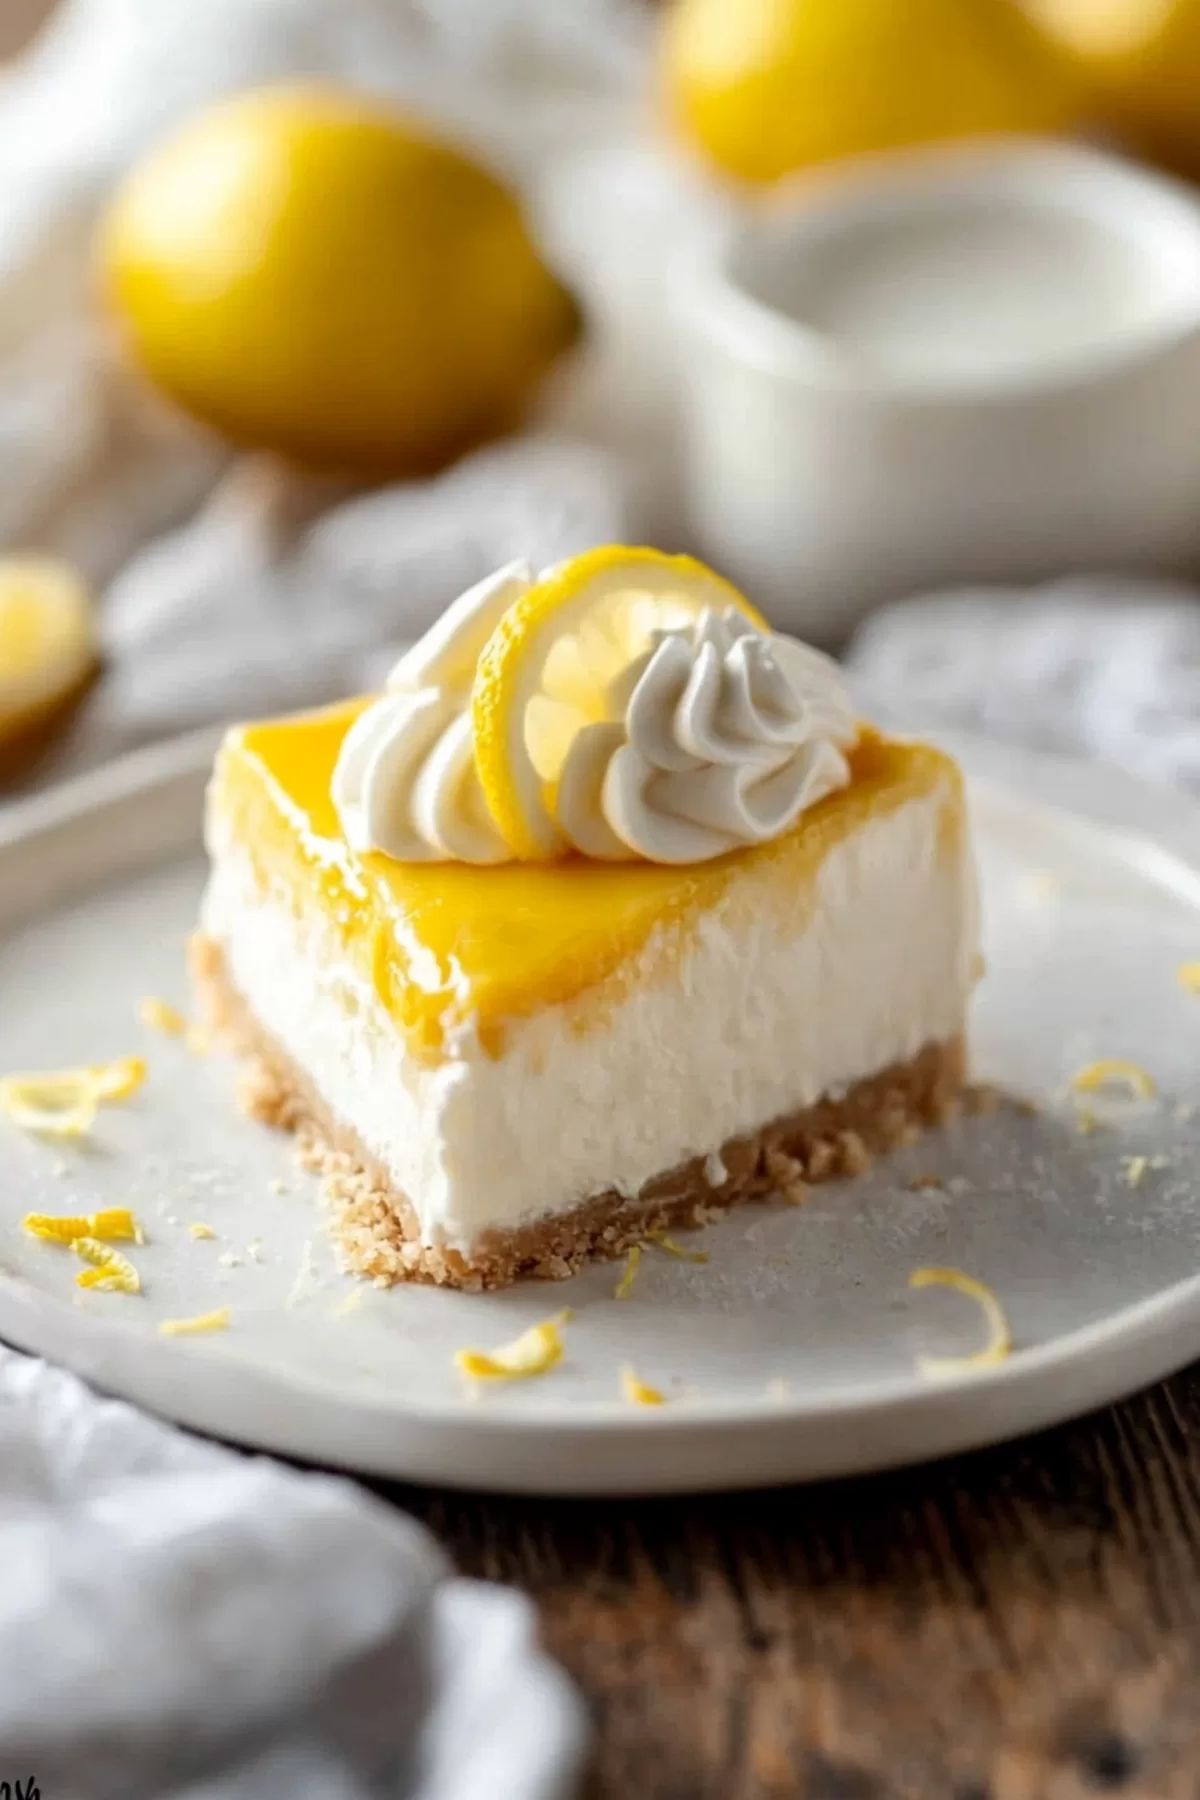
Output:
[1030, 0, 1200, 177]
[661, 0, 1079, 184]
[99, 84, 581, 476]
[0, 557, 96, 756]
[471, 546, 767, 860]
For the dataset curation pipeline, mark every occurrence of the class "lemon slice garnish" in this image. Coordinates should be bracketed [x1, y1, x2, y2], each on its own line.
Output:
[909, 1267, 1012, 1378]
[0, 557, 95, 746]
[471, 547, 768, 860]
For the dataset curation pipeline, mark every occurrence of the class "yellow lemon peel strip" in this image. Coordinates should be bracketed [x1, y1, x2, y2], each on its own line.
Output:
[88, 1056, 146, 1100]
[1, 1072, 99, 1137]
[1070, 1059, 1156, 1100]
[614, 1244, 642, 1300]
[471, 546, 769, 859]
[139, 997, 187, 1036]
[0, 1056, 146, 1137]
[158, 1307, 230, 1337]
[95, 1207, 142, 1244]
[22, 1212, 93, 1243]
[23, 1206, 139, 1245]
[454, 1312, 569, 1382]
[620, 1364, 666, 1407]
[1178, 962, 1200, 994]
[73, 1240, 140, 1294]
[909, 1266, 1011, 1378]
[648, 1232, 709, 1264]
[187, 1222, 216, 1240]
[0, 556, 95, 741]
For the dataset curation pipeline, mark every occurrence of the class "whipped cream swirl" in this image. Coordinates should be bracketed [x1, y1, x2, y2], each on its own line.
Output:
[333, 564, 857, 866]
[333, 562, 525, 865]
[557, 609, 856, 862]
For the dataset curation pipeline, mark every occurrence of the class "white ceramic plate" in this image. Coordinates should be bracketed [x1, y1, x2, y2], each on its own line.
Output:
[3, 729, 1200, 1494]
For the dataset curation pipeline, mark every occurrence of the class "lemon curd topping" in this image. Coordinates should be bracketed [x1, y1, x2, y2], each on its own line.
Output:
[210, 700, 965, 1062]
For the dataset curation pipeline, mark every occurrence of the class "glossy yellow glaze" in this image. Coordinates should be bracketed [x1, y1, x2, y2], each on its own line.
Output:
[209, 700, 964, 1062]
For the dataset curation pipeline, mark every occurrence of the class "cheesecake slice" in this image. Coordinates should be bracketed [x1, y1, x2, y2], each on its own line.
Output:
[194, 710, 977, 1289]
[194, 549, 979, 1287]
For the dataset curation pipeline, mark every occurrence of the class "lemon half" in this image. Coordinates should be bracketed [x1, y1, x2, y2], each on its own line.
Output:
[471, 547, 767, 860]
[0, 558, 95, 753]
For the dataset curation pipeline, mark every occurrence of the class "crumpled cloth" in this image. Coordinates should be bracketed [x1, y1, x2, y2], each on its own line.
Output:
[846, 574, 1200, 791]
[0, 1343, 587, 1800]
[0, 0, 732, 786]
[73, 435, 635, 772]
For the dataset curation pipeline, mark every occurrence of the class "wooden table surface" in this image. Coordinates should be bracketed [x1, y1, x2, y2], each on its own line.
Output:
[385, 1368, 1200, 1798]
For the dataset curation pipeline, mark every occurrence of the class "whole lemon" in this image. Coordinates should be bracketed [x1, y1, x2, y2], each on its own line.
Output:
[1030, 0, 1200, 177]
[99, 85, 581, 476]
[662, 0, 1079, 184]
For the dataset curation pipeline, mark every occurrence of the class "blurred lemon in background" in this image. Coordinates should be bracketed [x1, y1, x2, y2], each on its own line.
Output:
[0, 558, 95, 759]
[662, 0, 1080, 184]
[99, 85, 581, 476]
[1029, 0, 1200, 176]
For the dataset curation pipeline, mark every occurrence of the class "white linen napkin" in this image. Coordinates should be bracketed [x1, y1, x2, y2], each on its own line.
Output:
[67, 434, 636, 778]
[0, 0, 736, 791]
[847, 575, 1200, 791]
[0, 1344, 587, 1800]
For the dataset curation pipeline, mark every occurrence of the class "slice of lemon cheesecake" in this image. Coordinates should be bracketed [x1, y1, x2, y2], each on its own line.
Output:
[192, 548, 979, 1288]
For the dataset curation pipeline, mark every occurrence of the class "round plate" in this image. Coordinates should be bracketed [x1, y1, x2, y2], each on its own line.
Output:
[3, 729, 1200, 1494]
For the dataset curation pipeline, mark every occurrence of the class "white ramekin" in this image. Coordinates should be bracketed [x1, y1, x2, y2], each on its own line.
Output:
[673, 139, 1200, 642]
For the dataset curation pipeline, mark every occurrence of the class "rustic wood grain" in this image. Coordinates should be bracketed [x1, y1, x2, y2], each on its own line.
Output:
[385, 1370, 1200, 1798]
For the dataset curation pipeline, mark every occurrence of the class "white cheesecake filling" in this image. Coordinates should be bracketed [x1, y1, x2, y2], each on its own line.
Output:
[202, 782, 977, 1251]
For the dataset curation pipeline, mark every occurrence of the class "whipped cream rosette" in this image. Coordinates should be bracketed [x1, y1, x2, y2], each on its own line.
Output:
[334, 551, 857, 866]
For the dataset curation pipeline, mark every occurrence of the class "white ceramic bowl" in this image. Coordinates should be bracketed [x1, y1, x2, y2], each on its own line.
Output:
[674, 140, 1200, 642]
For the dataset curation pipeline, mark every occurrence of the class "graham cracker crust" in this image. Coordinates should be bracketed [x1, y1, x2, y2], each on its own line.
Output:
[190, 932, 967, 1292]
